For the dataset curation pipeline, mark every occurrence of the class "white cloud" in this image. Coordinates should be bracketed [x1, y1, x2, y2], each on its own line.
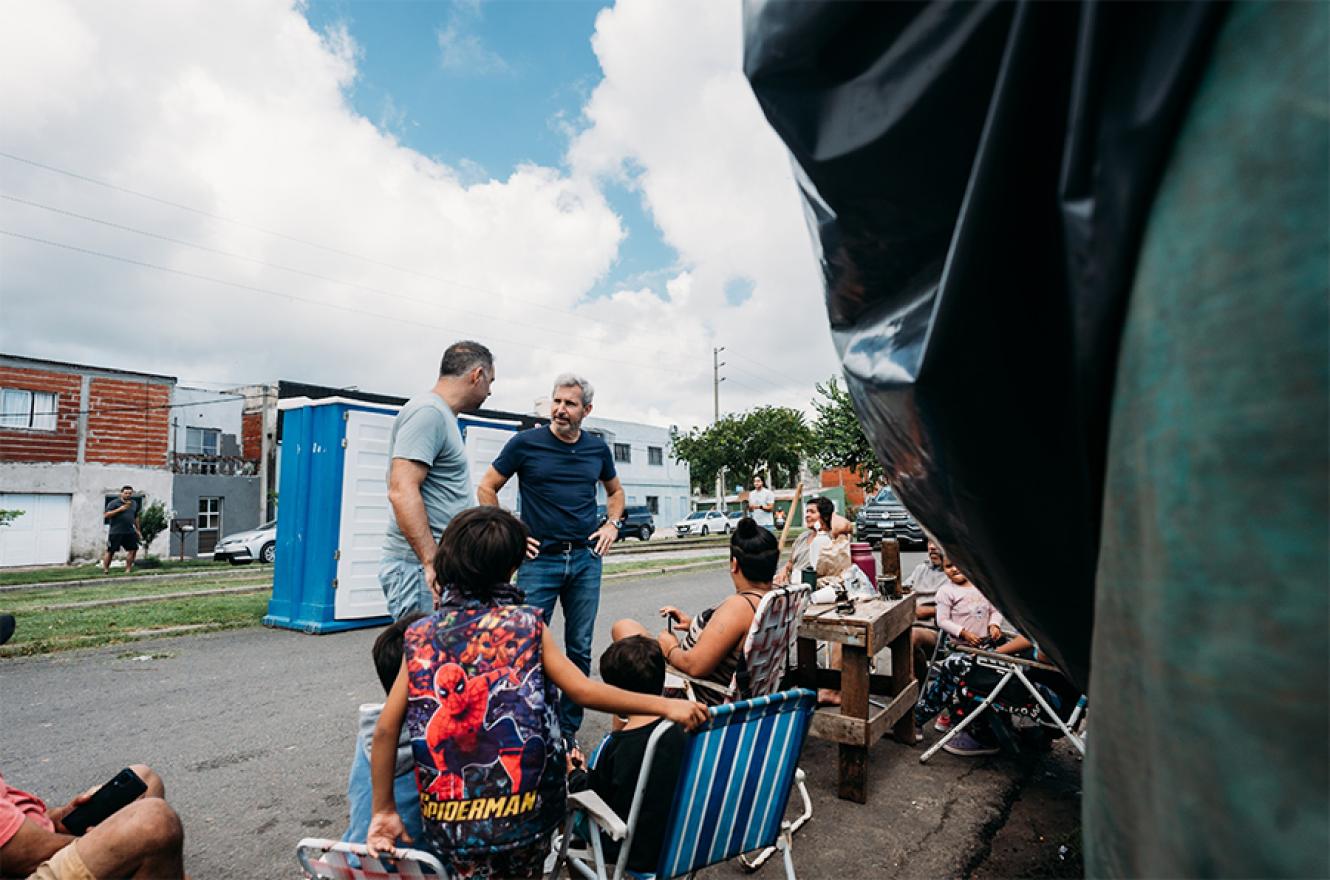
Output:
[0, 0, 835, 436]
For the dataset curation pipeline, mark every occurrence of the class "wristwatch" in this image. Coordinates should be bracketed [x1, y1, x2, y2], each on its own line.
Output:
[612, 518, 625, 529]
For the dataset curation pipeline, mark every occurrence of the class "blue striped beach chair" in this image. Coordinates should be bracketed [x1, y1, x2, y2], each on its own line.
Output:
[296, 838, 446, 878]
[550, 689, 817, 880]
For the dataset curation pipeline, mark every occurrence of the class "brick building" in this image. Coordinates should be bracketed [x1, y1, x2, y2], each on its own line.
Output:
[0, 354, 176, 565]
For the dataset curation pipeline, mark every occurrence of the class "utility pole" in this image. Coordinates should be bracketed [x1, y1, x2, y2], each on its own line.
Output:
[713, 346, 726, 511]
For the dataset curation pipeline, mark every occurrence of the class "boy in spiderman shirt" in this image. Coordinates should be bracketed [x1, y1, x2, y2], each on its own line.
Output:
[366, 507, 706, 879]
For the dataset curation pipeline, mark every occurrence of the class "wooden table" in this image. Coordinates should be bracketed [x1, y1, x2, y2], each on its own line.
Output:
[793, 595, 918, 803]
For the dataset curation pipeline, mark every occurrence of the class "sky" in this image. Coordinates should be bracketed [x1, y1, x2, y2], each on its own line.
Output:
[0, 0, 836, 431]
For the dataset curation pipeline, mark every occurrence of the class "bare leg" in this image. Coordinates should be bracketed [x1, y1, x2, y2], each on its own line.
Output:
[124, 549, 137, 574]
[818, 642, 843, 706]
[71, 798, 185, 880]
[128, 764, 165, 800]
[103, 549, 112, 574]
[911, 626, 938, 684]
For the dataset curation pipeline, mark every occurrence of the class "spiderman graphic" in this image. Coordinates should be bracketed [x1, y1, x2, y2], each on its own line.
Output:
[409, 618, 546, 802]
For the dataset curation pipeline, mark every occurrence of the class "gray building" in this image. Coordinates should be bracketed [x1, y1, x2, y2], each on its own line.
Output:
[168, 386, 262, 557]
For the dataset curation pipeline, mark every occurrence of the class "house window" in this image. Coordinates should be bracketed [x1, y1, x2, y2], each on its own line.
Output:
[0, 389, 57, 431]
[186, 427, 221, 456]
[648, 446, 664, 466]
[613, 443, 631, 463]
[198, 497, 222, 530]
[646, 495, 659, 515]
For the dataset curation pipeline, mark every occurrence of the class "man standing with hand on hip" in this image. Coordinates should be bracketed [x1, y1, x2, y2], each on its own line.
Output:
[379, 340, 495, 619]
[102, 486, 141, 574]
[477, 373, 624, 744]
[747, 475, 776, 531]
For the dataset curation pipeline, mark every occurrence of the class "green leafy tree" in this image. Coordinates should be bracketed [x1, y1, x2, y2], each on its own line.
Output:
[138, 499, 168, 555]
[671, 406, 815, 492]
[0, 509, 21, 528]
[812, 375, 887, 491]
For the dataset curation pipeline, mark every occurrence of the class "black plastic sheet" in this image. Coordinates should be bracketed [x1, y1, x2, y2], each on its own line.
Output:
[743, 1, 1223, 689]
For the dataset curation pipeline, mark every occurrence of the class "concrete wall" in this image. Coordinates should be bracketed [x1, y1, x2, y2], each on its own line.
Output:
[169, 473, 261, 557]
[169, 387, 245, 454]
[0, 461, 172, 561]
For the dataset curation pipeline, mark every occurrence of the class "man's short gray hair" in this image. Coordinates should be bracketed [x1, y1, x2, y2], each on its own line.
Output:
[552, 373, 594, 406]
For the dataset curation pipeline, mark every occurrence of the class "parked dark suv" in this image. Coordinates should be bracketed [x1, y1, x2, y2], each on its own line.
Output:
[597, 504, 656, 542]
[854, 486, 925, 548]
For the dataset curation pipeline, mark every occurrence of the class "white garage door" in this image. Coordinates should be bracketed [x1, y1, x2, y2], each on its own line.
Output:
[0, 493, 72, 567]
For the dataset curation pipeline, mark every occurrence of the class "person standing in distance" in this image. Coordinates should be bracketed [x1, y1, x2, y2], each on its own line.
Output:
[379, 341, 495, 619]
[747, 475, 776, 531]
[103, 485, 141, 574]
[476, 373, 624, 743]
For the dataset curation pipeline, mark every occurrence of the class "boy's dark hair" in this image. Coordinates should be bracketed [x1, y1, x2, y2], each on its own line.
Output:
[373, 612, 425, 693]
[600, 635, 665, 695]
[121, 485, 134, 492]
[730, 517, 779, 582]
[439, 340, 494, 378]
[812, 496, 834, 526]
[433, 506, 529, 596]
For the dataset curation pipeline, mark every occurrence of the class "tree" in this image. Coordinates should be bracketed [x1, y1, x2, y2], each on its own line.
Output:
[812, 375, 887, 491]
[0, 510, 20, 528]
[138, 499, 168, 556]
[671, 406, 815, 493]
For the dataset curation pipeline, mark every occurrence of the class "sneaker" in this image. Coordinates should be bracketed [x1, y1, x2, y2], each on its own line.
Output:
[914, 726, 924, 744]
[942, 730, 1000, 757]
[934, 712, 953, 733]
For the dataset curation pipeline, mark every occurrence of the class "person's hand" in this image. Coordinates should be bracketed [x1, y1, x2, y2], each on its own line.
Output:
[987, 624, 1003, 642]
[49, 787, 98, 833]
[366, 810, 409, 857]
[566, 747, 585, 773]
[959, 629, 982, 647]
[589, 523, 617, 557]
[773, 568, 790, 587]
[663, 698, 709, 731]
[525, 536, 540, 559]
[424, 562, 441, 607]
[658, 606, 690, 630]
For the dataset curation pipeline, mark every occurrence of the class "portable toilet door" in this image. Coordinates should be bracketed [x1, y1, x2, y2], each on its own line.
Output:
[460, 416, 521, 510]
[334, 408, 396, 621]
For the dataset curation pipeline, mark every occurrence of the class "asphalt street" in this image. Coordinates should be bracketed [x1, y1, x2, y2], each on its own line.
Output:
[0, 551, 1065, 879]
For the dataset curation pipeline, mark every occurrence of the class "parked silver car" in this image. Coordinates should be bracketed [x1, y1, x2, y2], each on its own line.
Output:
[213, 520, 277, 565]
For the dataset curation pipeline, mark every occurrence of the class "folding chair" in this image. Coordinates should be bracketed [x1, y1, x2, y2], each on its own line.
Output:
[667, 585, 811, 704]
[296, 838, 446, 879]
[919, 646, 1087, 763]
[663, 585, 812, 869]
[550, 689, 818, 880]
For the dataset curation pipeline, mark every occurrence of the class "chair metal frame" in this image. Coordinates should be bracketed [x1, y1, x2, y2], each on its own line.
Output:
[549, 690, 817, 880]
[919, 646, 1087, 763]
[296, 837, 446, 879]
[664, 585, 812, 870]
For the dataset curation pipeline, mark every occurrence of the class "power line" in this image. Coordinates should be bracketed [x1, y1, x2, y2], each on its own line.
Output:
[0, 192, 695, 362]
[0, 149, 652, 336]
[0, 149, 803, 384]
[0, 228, 713, 378]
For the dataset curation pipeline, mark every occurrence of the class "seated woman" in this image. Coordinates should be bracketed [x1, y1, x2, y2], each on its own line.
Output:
[773, 496, 851, 586]
[612, 518, 779, 706]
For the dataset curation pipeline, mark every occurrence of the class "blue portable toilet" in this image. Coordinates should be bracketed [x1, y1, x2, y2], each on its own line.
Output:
[264, 397, 522, 633]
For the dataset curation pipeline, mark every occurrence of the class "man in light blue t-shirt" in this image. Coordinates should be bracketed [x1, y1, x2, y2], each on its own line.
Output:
[379, 341, 495, 619]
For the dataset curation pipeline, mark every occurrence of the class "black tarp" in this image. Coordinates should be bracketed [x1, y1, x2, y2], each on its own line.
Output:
[742, 1, 1223, 689]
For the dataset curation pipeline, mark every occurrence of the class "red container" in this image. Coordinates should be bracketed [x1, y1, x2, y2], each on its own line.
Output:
[850, 541, 876, 584]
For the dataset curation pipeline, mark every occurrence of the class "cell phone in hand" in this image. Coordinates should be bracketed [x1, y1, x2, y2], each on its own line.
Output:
[61, 768, 147, 835]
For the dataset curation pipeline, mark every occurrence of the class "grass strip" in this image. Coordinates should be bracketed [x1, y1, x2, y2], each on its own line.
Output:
[0, 558, 229, 587]
[0, 591, 270, 657]
[2, 577, 271, 611]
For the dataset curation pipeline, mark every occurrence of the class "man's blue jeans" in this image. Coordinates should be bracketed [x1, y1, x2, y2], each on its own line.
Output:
[517, 546, 602, 738]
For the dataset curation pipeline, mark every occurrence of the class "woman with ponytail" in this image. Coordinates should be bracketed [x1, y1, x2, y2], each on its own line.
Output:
[610, 517, 779, 706]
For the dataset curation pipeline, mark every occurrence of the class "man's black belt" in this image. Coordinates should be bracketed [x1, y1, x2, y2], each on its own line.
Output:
[538, 540, 591, 555]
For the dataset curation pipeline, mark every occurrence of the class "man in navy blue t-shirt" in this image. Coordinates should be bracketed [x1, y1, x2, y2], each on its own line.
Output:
[477, 373, 625, 741]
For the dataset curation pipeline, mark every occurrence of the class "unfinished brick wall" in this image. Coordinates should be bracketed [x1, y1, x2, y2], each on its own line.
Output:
[241, 410, 263, 460]
[821, 466, 868, 508]
[0, 366, 83, 463]
[85, 378, 171, 467]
